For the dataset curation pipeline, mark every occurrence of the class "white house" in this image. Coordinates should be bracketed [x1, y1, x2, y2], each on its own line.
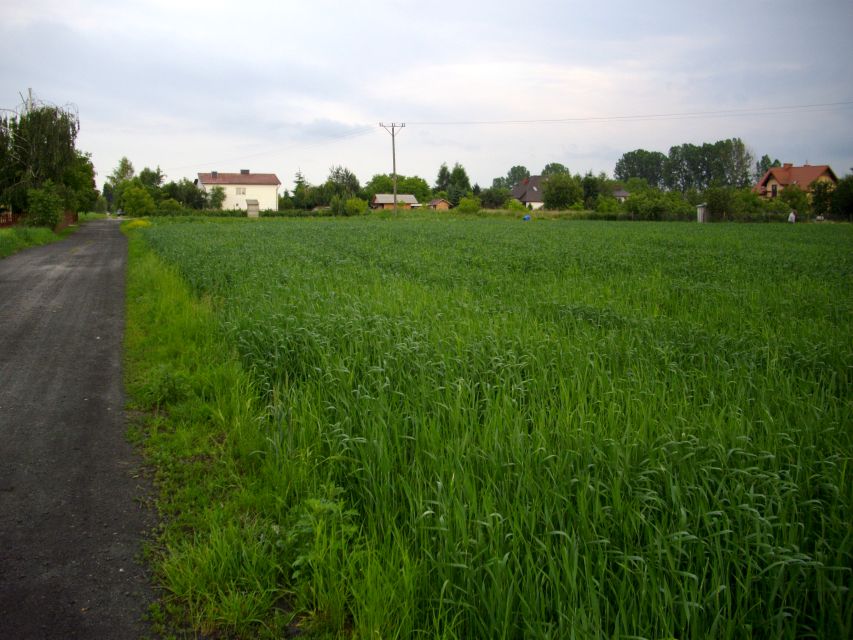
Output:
[197, 170, 280, 211]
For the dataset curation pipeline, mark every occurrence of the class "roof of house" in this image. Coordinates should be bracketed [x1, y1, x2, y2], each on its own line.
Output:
[612, 189, 630, 198]
[372, 193, 419, 205]
[510, 175, 544, 203]
[754, 163, 837, 193]
[198, 171, 281, 186]
[428, 198, 451, 206]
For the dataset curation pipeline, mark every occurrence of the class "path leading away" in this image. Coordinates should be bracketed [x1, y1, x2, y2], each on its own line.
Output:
[0, 220, 154, 639]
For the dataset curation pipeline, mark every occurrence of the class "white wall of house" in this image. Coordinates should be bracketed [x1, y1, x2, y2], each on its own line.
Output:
[203, 183, 278, 210]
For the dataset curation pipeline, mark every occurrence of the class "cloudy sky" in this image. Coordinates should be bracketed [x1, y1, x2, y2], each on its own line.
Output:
[2, 0, 852, 191]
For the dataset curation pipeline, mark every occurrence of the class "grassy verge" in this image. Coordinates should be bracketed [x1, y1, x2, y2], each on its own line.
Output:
[124, 227, 296, 638]
[0, 224, 77, 258]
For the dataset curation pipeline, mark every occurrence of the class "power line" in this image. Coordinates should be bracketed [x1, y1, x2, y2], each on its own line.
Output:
[406, 100, 853, 126]
[164, 124, 376, 173]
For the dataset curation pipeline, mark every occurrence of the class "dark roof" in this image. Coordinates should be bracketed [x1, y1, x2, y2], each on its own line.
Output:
[612, 189, 630, 198]
[510, 175, 544, 203]
[198, 171, 281, 186]
[754, 163, 837, 193]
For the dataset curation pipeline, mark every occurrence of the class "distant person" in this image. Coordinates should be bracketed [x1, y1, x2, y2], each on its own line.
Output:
[788, 210, 797, 223]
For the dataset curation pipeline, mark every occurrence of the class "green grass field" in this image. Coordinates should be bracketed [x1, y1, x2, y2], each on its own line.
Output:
[126, 216, 852, 639]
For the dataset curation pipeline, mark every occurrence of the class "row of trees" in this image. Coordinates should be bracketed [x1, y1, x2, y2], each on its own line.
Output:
[0, 94, 98, 226]
[102, 156, 225, 216]
[614, 138, 757, 192]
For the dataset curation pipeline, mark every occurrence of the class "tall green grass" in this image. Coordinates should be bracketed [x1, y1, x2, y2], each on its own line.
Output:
[129, 217, 852, 638]
[0, 225, 64, 258]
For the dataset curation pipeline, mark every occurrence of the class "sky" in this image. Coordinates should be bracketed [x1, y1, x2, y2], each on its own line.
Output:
[2, 0, 852, 192]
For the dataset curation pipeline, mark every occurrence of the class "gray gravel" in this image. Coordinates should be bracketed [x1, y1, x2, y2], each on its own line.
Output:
[0, 220, 156, 639]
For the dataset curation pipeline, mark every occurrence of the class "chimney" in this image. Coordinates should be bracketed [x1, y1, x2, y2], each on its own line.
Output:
[782, 163, 793, 169]
[240, 169, 250, 175]
[211, 170, 218, 178]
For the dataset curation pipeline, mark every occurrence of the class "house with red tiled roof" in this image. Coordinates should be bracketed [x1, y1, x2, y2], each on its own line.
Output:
[197, 170, 280, 212]
[753, 163, 837, 199]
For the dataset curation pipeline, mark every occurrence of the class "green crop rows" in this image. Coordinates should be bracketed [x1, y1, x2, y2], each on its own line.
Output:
[135, 216, 852, 638]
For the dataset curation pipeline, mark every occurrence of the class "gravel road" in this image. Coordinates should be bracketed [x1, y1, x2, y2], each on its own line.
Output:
[0, 220, 155, 639]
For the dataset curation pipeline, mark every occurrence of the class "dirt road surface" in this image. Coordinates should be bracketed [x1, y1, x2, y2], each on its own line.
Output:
[0, 220, 155, 639]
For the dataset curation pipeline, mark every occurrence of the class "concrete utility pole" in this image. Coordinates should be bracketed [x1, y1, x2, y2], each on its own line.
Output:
[379, 122, 405, 211]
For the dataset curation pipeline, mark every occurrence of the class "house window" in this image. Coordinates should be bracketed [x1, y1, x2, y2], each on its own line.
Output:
[771, 184, 777, 198]
[236, 187, 246, 195]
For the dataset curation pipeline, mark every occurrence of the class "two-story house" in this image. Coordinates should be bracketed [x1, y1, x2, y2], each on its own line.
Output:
[754, 163, 837, 199]
[197, 170, 280, 211]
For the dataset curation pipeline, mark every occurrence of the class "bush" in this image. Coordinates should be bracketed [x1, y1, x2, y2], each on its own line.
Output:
[344, 197, 368, 216]
[123, 185, 157, 217]
[156, 198, 185, 216]
[505, 199, 527, 212]
[596, 196, 621, 214]
[456, 196, 481, 214]
[625, 190, 692, 221]
[26, 181, 63, 228]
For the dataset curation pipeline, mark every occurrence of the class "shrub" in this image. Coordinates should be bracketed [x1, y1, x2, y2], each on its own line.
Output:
[506, 199, 527, 212]
[596, 195, 621, 214]
[456, 196, 481, 214]
[26, 180, 63, 228]
[123, 185, 157, 217]
[344, 197, 369, 216]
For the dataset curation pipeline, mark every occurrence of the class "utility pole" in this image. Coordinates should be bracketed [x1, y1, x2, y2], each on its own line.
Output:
[379, 122, 405, 211]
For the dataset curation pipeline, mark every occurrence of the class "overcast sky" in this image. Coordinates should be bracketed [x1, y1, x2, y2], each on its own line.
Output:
[2, 0, 852, 191]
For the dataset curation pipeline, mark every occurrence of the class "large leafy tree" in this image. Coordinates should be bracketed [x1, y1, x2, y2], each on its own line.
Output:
[614, 149, 666, 189]
[0, 96, 81, 214]
[434, 163, 451, 193]
[541, 162, 570, 177]
[324, 165, 360, 200]
[493, 165, 531, 189]
[447, 162, 472, 206]
[543, 173, 582, 209]
[830, 175, 853, 221]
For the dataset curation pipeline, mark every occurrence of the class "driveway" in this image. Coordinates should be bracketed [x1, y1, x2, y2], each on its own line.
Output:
[0, 220, 154, 639]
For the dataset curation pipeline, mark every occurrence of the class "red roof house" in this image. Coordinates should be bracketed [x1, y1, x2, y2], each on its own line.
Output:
[753, 163, 837, 199]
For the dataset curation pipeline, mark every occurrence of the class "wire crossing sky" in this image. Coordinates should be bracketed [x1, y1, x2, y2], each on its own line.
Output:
[3, 0, 852, 188]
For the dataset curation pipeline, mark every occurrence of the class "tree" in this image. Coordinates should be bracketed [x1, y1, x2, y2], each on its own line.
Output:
[492, 165, 530, 189]
[543, 173, 582, 209]
[325, 165, 360, 199]
[831, 175, 853, 221]
[209, 185, 226, 209]
[479, 186, 511, 208]
[810, 181, 833, 218]
[161, 178, 208, 209]
[0, 96, 80, 212]
[754, 154, 781, 182]
[138, 166, 164, 201]
[582, 172, 607, 209]
[779, 184, 809, 218]
[108, 157, 135, 185]
[447, 162, 472, 206]
[705, 186, 735, 220]
[541, 162, 570, 177]
[435, 163, 451, 193]
[122, 184, 156, 217]
[613, 150, 667, 189]
[25, 180, 63, 227]
[62, 152, 98, 212]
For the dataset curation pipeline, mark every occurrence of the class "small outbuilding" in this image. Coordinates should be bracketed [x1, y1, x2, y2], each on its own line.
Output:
[428, 198, 451, 210]
[371, 194, 419, 210]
